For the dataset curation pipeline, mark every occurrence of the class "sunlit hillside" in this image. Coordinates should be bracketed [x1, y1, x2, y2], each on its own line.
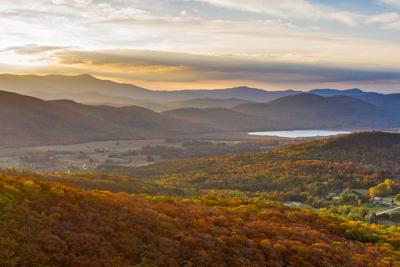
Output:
[1, 173, 399, 266]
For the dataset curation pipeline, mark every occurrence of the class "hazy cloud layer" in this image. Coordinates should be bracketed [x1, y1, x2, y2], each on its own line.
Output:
[51, 49, 400, 89]
[0, 45, 69, 55]
[379, 0, 400, 9]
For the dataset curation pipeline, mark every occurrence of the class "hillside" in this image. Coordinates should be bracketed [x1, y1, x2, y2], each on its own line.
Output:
[50, 100, 208, 136]
[164, 98, 252, 110]
[234, 93, 396, 129]
[0, 173, 399, 266]
[309, 88, 367, 97]
[0, 91, 212, 147]
[358, 94, 400, 117]
[162, 86, 299, 102]
[163, 94, 398, 132]
[271, 131, 400, 173]
[0, 90, 398, 147]
[162, 107, 258, 131]
[0, 74, 150, 99]
[0, 91, 111, 146]
[310, 88, 400, 117]
[102, 132, 400, 207]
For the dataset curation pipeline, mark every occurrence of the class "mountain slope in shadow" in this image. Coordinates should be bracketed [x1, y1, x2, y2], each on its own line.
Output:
[0, 91, 213, 147]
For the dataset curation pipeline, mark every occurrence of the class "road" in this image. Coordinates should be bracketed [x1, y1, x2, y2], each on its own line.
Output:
[376, 206, 400, 216]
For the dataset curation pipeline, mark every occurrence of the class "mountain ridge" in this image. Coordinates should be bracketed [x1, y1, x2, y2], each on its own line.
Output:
[1, 74, 398, 113]
[0, 77, 399, 147]
[0, 74, 298, 103]
[0, 90, 399, 147]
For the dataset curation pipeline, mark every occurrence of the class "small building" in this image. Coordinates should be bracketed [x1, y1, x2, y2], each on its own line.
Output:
[373, 197, 382, 205]
[283, 201, 304, 208]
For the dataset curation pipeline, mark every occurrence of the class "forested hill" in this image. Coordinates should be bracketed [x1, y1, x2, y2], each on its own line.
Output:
[274, 131, 400, 172]
[0, 173, 399, 266]
[101, 132, 400, 206]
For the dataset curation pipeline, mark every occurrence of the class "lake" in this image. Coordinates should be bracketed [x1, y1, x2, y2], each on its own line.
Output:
[248, 130, 351, 138]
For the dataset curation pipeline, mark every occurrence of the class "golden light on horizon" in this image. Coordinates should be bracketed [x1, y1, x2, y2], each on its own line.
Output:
[0, 1, 399, 92]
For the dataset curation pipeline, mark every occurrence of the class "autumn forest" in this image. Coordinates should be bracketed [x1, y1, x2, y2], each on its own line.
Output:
[3, 0, 400, 266]
[1, 132, 400, 266]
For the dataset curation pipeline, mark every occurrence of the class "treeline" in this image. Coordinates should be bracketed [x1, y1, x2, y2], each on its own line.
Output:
[139, 140, 272, 160]
[369, 179, 400, 198]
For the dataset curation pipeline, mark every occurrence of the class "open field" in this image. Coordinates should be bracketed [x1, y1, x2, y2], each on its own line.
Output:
[0, 139, 167, 172]
[0, 135, 294, 173]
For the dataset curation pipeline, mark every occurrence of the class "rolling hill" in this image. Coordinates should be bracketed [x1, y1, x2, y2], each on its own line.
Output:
[0, 172, 399, 266]
[309, 88, 367, 97]
[1, 73, 399, 114]
[101, 132, 400, 208]
[0, 91, 212, 147]
[310, 88, 400, 117]
[0, 74, 150, 99]
[0, 91, 110, 146]
[233, 93, 396, 130]
[1, 74, 399, 118]
[164, 98, 252, 110]
[164, 94, 398, 132]
[161, 86, 299, 102]
[0, 89, 398, 147]
[162, 107, 259, 131]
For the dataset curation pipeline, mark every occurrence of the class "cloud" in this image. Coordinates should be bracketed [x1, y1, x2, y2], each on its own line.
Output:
[54, 49, 400, 85]
[198, 0, 320, 18]
[377, 0, 400, 9]
[0, 0, 400, 91]
[197, 0, 363, 26]
[0, 44, 70, 55]
[367, 12, 400, 29]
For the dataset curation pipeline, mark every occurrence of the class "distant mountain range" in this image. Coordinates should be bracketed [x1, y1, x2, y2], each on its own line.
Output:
[0, 89, 398, 147]
[309, 88, 400, 117]
[166, 93, 397, 132]
[0, 74, 298, 109]
[0, 74, 399, 146]
[0, 74, 399, 112]
[234, 93, 395, 130]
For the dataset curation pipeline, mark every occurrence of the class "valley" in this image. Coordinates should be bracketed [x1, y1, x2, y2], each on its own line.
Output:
[1, 85, 400, 265]
[0, 78, 400, 148]
[96, 132, 400, 226]
[1, 132, 400, 266]
[0, 136, 289, 173]
[3, 2, 400, 265]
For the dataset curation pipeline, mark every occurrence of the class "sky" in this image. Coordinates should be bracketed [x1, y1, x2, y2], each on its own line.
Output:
[1, 0, 400, 92]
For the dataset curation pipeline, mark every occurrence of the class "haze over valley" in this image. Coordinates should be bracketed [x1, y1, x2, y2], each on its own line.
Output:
[0, 74, 399, 148]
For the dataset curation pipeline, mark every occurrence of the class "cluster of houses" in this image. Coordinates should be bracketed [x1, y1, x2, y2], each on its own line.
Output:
[328, 189, 398, 208]
[372, 197, 396, 207]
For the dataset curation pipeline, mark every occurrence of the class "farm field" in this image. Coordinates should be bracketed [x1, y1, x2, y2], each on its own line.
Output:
[0, 136, 289, 173]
